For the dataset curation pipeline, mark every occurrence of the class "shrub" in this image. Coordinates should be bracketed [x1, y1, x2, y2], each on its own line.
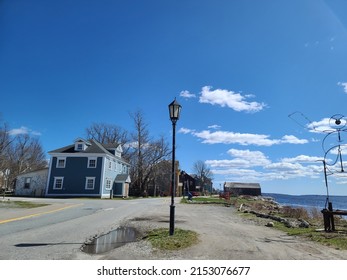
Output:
[282, 206, 310, 220]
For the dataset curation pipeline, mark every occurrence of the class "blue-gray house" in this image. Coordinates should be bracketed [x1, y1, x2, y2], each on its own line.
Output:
[45, 138, 131, 198]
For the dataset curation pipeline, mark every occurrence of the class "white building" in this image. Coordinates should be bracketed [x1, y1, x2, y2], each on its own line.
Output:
[15, 168, 48, 197]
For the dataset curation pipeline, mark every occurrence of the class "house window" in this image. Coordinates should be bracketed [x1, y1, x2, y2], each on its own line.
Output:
[77, 143, 83, 150]
[56, 157, 66, 168]
[106, 178, 112, 190]
[108, 160, 112, 170]
[85, 177, 95, 190]
[24, 177, 31, 189]
[88, 158, 97, 168]
[53, 177, 64, 190]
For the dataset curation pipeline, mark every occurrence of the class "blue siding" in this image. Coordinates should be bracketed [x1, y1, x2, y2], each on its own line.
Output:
[101, 158, 128, 197]
[47, 157, 102, 196]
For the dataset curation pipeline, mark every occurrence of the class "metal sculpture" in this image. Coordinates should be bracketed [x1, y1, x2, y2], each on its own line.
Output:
[321, 114, 347, 208]
[289, 112, 347, 231]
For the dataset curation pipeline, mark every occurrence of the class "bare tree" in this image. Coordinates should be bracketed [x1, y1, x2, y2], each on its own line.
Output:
[0, 122, 12, 172]
[128, 110, 171, 196]
[86, 122, 128, 144]
[7, 134, 47, 187]
[193, 160, 213, 179]
[149, 160, 171, 196]
[193, 160, 214, 194]
[85, 122, 130, 158]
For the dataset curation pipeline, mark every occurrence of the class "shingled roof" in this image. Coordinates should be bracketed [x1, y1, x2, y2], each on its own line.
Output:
[48, 139, 119, 158]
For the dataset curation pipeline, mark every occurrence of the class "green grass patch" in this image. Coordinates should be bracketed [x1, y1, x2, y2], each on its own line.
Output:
[145, 228, 199, 250]
[309, 232, 347, 250]
[181, 197, 227, 205]
[0, 200, 49, 208]
[274, 222, 347, 249]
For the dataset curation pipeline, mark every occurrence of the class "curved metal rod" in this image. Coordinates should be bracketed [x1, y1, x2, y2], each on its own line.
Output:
[324, 144, 344, 167]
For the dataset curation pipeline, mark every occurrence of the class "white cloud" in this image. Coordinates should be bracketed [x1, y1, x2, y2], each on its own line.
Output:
[308, 117, 347, 134]
[280, 135, 309, 144]
[206, 149, 270, 169]
[207, 124, 221, 130]
[338, 82, 347, 94]
[307, 118, 331, 133]
[227, 149, 271, 165]
[205, 149, 323, 183]
[193, 130, 276, 145]
[9, 126, 42, 136]
[178, 127, 194, 134]
[180, 127, 308, 146]
[199, 86, 266, 113]
[281, 155, 323, 163]
[265, 162, 304, 171]
[180, 90, 196, 99]
[9, 126, 30, 135]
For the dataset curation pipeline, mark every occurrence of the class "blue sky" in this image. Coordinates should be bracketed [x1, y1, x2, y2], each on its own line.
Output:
[2, 0, 347, 195]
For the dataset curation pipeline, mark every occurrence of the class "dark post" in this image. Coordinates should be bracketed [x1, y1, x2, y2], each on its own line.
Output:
[168, 98, 181, 236]
[169, 120, 176, 236]
[328, 202, 335, 231]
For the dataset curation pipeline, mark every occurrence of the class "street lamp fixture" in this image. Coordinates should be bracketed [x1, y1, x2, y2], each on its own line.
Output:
[168, 98, 181, 235]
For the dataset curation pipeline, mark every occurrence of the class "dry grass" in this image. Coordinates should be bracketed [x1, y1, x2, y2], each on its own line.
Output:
[234, 195, 347, 250]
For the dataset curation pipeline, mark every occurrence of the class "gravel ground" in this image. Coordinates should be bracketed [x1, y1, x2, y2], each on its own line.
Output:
[88, 201, 347, 260]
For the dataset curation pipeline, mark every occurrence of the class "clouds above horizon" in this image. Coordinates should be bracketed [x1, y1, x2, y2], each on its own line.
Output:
[178, 85, 347, 187]
[179, 127, 308, 146]
[9, 126, 41, 136]
[338, 82, 347, 94]
[180, 85, 266, 113]
[206, 148, 324, 183]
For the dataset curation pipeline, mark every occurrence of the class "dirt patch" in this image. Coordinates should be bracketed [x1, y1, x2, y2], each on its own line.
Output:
[98, 203, 347, 260]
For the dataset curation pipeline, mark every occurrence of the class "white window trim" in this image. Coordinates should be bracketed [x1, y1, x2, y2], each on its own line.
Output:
[85, 177, 95, 190]
[88, 157, 97, 168]
[105, 178, 112, 190]
[56, 157, 66, 168]
[53, 177, 64, 190]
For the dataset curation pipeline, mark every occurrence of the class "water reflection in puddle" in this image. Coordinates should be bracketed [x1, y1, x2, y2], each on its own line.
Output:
[82, 227, 137, 254]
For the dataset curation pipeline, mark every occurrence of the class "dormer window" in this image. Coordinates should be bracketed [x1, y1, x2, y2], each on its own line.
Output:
[115, 145, 123, 158]
[74, 138, 91, 152]
[77, 143, 83, 151]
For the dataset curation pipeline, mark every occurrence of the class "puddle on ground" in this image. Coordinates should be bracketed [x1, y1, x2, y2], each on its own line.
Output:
[82, 226, 137, 254]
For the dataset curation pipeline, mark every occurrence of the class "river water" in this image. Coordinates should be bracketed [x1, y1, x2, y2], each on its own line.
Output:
[263, 193, 347, 211]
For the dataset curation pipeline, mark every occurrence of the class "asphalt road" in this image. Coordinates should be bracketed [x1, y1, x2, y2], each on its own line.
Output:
[0, 197, 165, 260]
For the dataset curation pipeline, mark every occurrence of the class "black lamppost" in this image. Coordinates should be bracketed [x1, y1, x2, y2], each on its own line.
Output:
[168, 98, 181, 235]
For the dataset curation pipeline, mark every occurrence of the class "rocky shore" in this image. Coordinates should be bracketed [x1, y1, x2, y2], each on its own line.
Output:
[237, 196, 311, 228]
